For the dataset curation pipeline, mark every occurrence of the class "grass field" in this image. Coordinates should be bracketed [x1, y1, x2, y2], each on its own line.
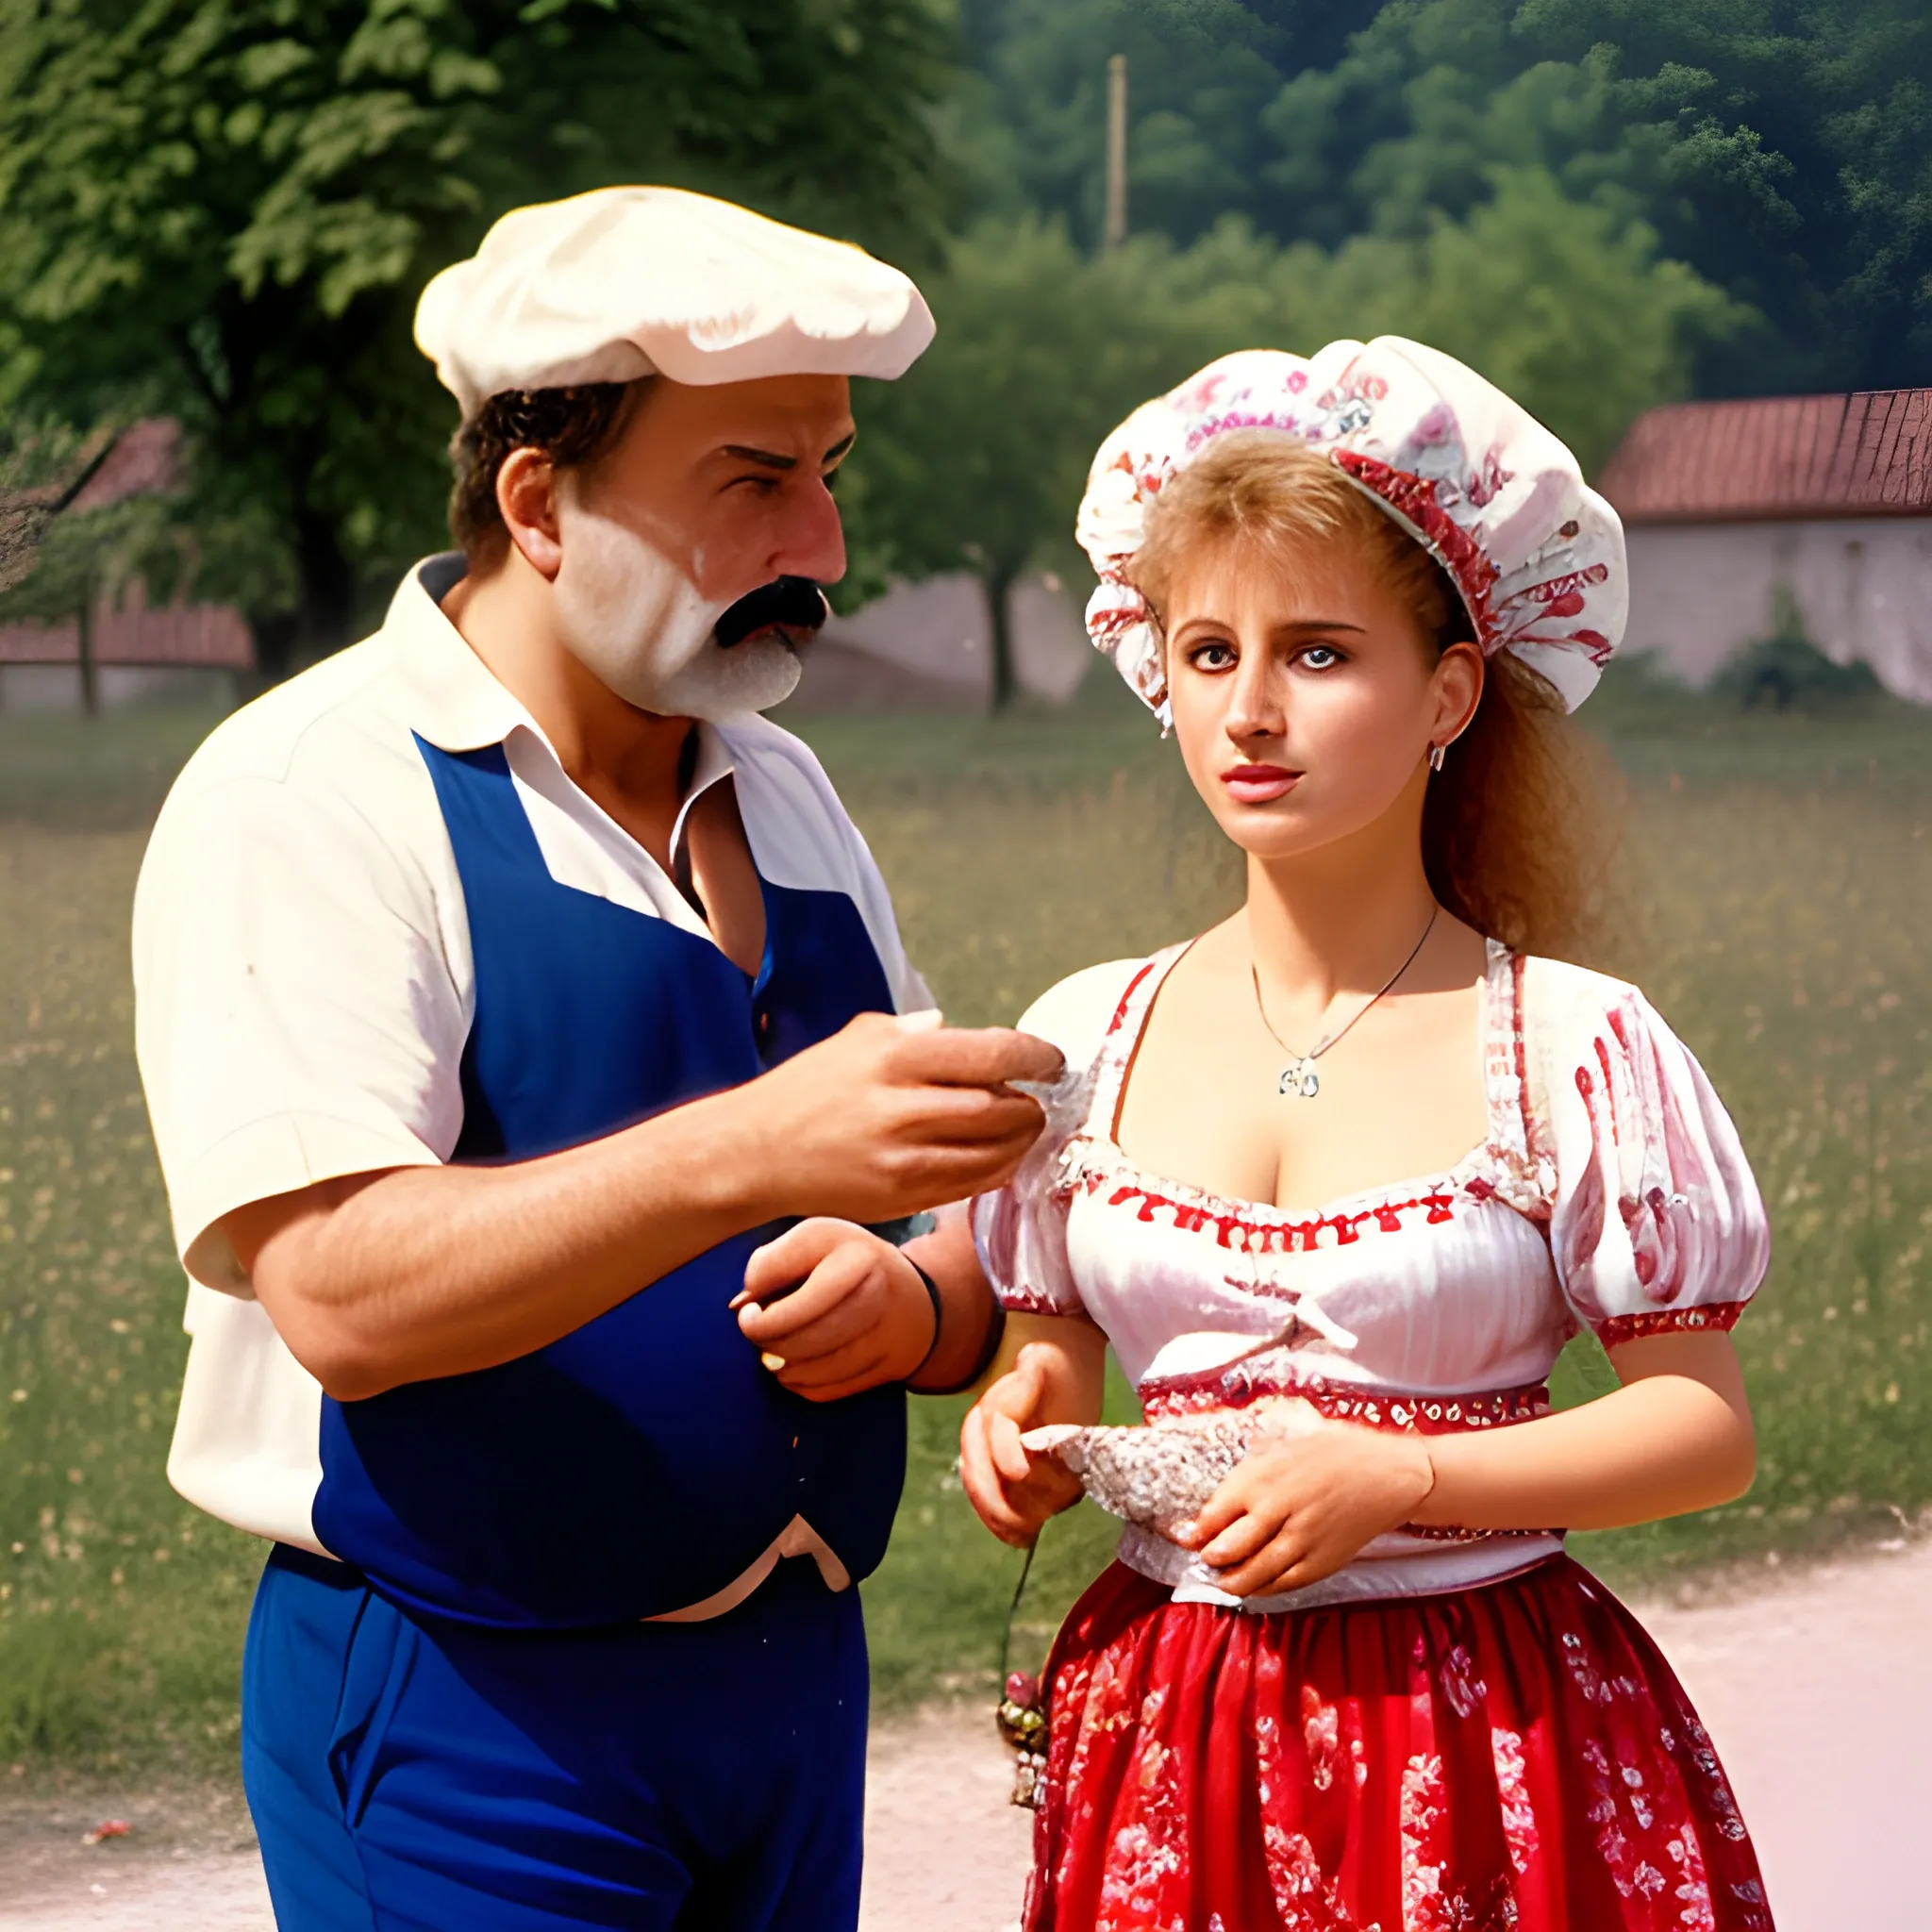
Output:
[5, 674, 1932, 1773]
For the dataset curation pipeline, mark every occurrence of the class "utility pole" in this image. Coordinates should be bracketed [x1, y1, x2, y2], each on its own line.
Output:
[1105, 53, 1128, 249]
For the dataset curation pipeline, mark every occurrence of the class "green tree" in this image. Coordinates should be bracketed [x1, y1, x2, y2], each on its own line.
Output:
[0, 0, 955, 673]
[959, 0, 1932, 395]
[837, 215, 1276, 707]
[843, 173, 1733, 705]
[1307, 164, 1746, 469]
[953, 0, 1386, 245]
[1258, 0, 1932, 392]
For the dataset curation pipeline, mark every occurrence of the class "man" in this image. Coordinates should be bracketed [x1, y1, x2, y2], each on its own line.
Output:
[134, 187, 1058, 1931]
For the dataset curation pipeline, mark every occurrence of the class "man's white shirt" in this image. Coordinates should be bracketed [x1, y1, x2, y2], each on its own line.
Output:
[134, 555, 929, 1573]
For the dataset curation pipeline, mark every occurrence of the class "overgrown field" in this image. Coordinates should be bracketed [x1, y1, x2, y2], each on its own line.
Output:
[4, 682, 1931, 1771]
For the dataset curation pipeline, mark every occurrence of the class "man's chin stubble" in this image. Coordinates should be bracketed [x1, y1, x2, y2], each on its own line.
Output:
[657, 635, 804, 716]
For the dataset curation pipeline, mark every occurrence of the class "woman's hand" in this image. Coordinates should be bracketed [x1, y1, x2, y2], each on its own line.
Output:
[1177, 1422, 1435, 1596]
[734, 1218, 935, 1401]
[959, 1341, 1090, 1547]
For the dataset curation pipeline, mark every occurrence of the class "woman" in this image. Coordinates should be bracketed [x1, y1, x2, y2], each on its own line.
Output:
[941, 340, 1775, 1930]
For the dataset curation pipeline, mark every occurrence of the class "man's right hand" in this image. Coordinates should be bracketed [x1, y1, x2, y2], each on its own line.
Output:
[224, 1010, 1063, 1403]
[744, 1010, 1063, 1225]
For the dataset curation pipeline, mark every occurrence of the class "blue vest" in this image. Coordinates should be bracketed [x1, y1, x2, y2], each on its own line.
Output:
[308, 740, 908, 1628]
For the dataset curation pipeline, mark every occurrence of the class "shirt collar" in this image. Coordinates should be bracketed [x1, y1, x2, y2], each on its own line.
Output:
[386, 553, 737, 816]
[390, 553, 538, 755]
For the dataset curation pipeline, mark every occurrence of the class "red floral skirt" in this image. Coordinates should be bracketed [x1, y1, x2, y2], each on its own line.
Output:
[1025, 1557, 1772, 1932]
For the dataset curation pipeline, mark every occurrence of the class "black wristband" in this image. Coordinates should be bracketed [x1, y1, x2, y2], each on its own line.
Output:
[907, 1257, 944, 1381]
[916, 1294, 1008, 1396]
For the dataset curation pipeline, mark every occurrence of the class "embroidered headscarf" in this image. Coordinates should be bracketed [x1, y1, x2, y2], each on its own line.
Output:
[1076, 338, 1626, 722]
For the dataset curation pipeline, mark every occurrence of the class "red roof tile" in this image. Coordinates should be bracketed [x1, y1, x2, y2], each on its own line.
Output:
[68, 418, 181, 511]
[1599, 391, 1932, 524]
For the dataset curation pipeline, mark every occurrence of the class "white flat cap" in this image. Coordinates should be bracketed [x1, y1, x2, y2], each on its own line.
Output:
[414, 186, 935, 418]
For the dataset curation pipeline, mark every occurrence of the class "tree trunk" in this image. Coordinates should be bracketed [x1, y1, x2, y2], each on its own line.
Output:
[248, 505, 357, 690]
[76, 580, 97, 719]
[987, 563, 1018, 712]
[243, 608, 296, 695]
[294, 505, 358, 666]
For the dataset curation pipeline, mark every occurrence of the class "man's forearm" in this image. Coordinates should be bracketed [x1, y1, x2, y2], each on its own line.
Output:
[233, 1010, 1065, 1402]
[242, 1083, 780, 1400]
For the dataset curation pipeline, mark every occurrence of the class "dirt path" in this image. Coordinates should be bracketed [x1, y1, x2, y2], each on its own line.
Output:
[1635, 1541, 1931, 1932]
[5, 1541, 1926, 1929]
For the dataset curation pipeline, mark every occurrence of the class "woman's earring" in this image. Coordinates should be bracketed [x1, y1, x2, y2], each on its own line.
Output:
[1427, 742, 1447, 773]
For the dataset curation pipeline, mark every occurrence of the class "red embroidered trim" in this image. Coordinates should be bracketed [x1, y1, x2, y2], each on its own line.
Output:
[1511, 950, 1534, 1156]
[1596, 1301, 1745, 1347]
[995, 1287, 1071, 1318]
[1527, 564, 1609, 607]
[1089, 1172, 1457, 1252]
[1105, 959, 1159, 1038]
[1331, 451, 1501, 651]
[1141, 1365, 1551, 1435]
[1594, 1030, 1620, 1148]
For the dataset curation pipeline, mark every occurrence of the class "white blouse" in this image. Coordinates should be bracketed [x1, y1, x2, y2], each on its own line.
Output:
[974, 941, 1769, 1613]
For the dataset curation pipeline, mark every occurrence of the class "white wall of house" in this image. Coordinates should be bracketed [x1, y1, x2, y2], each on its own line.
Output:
[0, 573, 1099, 715]
[792, 571, 1092, 710]
[1623, 516, 1932, 700]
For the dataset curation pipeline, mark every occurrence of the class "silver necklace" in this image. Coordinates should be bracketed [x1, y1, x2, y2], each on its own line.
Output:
[1252, 907, 1439, 1099]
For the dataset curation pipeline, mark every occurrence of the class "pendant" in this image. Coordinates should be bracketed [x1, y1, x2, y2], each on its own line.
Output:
[1278, 1058, 1321, 1099]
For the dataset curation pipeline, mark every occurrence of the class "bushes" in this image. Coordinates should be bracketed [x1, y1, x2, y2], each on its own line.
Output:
[1716, 594, 1887, 711]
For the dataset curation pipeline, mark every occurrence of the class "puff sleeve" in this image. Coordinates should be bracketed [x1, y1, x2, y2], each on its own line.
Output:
[1539, 970, 1769, 1346]
[970, 960, 1138, 1318]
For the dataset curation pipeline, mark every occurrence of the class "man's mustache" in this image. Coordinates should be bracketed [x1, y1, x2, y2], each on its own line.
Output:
[712, 575, 829, 650]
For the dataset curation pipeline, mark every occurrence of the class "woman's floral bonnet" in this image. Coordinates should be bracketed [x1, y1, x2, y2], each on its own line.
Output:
[1076, 337, 1628, 723]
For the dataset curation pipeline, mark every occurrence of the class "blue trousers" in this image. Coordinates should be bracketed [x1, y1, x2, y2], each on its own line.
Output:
[242, 1545, 869, 1931]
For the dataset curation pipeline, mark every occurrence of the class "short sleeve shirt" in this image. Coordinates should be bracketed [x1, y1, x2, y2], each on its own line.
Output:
[135, 554, 929, 1547]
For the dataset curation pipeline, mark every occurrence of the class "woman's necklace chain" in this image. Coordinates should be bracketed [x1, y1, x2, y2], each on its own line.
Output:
[1251, 906, 1439, 1099]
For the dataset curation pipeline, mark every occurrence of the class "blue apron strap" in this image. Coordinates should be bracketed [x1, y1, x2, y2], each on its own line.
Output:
[413, 737, 549, 879]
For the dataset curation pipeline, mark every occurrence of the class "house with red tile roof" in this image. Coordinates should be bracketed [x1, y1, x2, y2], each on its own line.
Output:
[1599, 389, 1932, 701]
[0, 418, 253, 711]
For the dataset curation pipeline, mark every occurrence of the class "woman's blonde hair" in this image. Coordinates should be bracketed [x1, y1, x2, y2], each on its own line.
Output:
[1130, 433, 1622, 960]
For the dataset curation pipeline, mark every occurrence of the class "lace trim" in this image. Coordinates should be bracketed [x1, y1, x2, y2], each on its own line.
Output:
[1140, 1361, 1552, 1434]
[1394, 1522, 1557, 1543]
[1596, 1300, 1745, 1347]
[1115, 1523, 1563, 1599]
[1060, 939, 1556, 1252]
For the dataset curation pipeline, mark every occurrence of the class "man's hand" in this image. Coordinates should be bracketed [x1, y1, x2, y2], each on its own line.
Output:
[220, 1013, 1060, 1405]
[733, 1219, 934, 1402]
[958, 1344, 1086, 1547]
[744, 1012, 1063, 1227]
[1175, 1424, 1435, 1596]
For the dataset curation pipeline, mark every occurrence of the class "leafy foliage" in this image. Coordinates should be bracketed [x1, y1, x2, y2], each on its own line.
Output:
[1715, 592, 1888, 711]
[842, 175, 1738, 693]
[0, 0, 957, 666]
[950, 0, 1379, 241]
[957, 0, 1932, 394]
[4, 0, 1922, 676]
[840, 219, 1258, 644]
